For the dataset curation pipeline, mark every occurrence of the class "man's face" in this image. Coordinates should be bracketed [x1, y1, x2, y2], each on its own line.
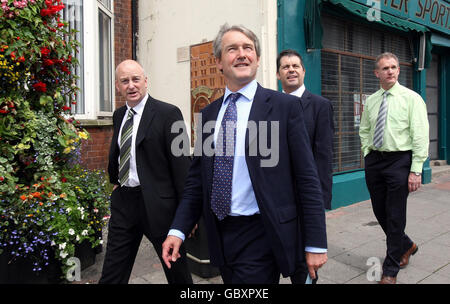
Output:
[277, 55, 305, 94]
[374, 57, 400, 90]
[115, 60, 148, 107]
[216, 30, 260, 92]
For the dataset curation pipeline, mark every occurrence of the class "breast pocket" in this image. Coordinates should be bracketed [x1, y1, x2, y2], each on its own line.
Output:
[388, 103, 409, 129]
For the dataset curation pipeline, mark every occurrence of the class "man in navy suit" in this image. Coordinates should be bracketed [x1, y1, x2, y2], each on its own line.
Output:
[277, 49, 334, 283]
[162, 24, 327, 284]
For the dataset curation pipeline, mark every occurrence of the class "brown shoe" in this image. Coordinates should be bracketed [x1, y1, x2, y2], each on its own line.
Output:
[400, 243, 418, 268]
[379, 275, 397, 284]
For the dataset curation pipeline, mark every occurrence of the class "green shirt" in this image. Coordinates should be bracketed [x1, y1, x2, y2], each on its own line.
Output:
[359, 82, 429, 172]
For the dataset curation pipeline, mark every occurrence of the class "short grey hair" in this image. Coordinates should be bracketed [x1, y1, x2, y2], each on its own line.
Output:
[213, 23, 261, 59]
[375, 52, 400, 70]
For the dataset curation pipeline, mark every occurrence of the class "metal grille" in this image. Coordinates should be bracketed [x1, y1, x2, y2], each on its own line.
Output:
[321, 14, 413, 173]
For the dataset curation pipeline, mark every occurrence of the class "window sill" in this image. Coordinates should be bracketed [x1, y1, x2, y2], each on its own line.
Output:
[77, 118, 113, 127]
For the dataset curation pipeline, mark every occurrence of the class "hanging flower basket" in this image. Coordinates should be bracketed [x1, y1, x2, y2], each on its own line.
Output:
[0, 0, 110, 283]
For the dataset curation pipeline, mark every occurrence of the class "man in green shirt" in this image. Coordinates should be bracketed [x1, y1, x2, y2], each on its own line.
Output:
[359, 52, 429, 284]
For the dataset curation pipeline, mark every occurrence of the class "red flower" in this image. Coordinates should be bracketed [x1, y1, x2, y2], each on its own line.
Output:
[40, 47, 51, 57]
[32, 82, 47, 93]
[61, 177, 67, 183]
[62, 106, 71, 111]
[43, 59, 55, 66]
[18, 56, 25, 63]
[0, 177, 4, 182]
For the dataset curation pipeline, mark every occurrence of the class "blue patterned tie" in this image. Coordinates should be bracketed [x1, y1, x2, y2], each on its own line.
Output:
[210, 93, 240, 220]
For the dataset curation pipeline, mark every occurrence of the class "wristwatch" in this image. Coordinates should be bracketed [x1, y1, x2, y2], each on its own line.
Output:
[411, 172, 421, 176]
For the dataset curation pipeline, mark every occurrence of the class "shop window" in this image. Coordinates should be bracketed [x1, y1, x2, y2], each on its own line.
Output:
[321, 15, 413, 173]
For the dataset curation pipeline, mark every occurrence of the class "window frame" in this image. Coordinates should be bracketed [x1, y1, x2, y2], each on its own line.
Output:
[72, 0, 115, 120]
[320, 14, 414, 174]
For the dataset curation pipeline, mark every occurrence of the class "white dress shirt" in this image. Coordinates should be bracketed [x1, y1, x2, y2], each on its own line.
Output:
[118, 94, 148, 187]
[287, 84, 306, 98]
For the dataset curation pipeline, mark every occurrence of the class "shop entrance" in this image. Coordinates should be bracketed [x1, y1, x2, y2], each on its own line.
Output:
[426, 54, 440, 160]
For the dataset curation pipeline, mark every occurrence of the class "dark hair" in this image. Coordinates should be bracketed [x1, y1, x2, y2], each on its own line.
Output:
[213, 23, 261, 59]
[276, 49, 304, 71]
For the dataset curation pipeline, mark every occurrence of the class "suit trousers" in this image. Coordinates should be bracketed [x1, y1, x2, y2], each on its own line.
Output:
[99, 186, 192, 284]
[364, 150, 414, 277]
[217, 214, 281, 284]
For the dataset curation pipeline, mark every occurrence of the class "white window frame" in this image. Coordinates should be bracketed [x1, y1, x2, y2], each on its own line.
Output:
[75, 0, 115, 120]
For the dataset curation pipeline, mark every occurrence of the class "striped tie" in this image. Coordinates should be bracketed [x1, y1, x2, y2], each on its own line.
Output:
[210, 93, 240, 220]
[373, 91, 389, 149]
[119, 108, 136, 186]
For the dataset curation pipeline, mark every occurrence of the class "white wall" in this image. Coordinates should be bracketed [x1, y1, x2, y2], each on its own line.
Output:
[137, 0, 278, 134]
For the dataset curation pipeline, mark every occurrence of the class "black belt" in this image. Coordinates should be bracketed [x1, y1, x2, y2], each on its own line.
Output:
[371, 150, 411, 156]
[120, 185, 142, 192]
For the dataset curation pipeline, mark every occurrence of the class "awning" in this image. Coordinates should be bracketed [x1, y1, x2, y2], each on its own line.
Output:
[304, 0, 429, 50]
[431, 33, 450, 48]
[304, 0, 431, 67]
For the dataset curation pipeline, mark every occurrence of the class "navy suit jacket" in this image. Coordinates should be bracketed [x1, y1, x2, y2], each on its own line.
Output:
[170, 84, 327, 277]
[299, 90, 334, 210]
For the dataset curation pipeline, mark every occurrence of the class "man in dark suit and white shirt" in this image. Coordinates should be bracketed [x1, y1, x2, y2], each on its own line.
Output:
[162, 24, 327, 284]
[99, 60, 192, 284]
[276, 49, 334, 284]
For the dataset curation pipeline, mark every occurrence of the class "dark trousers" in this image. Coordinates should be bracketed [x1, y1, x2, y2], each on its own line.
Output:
[217, 214, 280, 284]
[364, 150, 414, 277]
[99, 186, 192, 284]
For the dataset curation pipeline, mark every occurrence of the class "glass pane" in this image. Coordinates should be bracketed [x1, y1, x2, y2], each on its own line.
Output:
[98, 0, 111, 11]
[63, 0, 84, 114]
[99, 10, 112, 112]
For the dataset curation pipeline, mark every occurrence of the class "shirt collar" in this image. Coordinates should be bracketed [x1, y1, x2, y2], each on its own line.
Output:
[381, 81, 400, 96]
[223, 79, 258, 103]
[284, 84, 305, 98]
[127, 94, 148, 115]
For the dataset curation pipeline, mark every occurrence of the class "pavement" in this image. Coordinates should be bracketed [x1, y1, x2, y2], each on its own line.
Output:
[78, 163, 450, 284]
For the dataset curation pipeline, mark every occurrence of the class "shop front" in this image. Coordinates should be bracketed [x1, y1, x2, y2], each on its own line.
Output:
[278, 0, 450, 209]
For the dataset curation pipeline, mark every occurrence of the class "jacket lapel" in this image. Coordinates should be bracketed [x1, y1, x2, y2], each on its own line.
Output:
[136, 95, 156, 147]
[111, 106, 127, 155]
[246, 84, 272, 149]
[203, 96, 224, 193]
[300, 89, 312, 110]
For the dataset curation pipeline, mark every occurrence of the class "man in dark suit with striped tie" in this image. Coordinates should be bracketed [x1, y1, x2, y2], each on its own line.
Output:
[99, 60, 192, 284]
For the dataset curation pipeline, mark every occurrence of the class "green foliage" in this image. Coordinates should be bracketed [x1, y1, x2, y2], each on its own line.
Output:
[0, 0, 110, 279]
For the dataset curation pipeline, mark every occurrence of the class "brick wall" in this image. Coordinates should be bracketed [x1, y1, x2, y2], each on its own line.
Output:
[113, 0, 134, 109]
[80, 0, 135, 171]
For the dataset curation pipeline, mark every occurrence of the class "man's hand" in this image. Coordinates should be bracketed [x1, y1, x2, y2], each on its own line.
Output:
[408, 173, 421, 192]
[112, 184, 119, 191]
[162, 235, 183, 269]
[305, 252, 327, 279]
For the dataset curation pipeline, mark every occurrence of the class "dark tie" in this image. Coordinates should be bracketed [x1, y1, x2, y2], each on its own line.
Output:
[373, 91, 389, 149]
[119, 108, 136, 186]
[210, 93, 240, 220]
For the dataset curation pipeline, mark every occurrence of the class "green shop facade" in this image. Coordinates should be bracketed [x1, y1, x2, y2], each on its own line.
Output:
[277, 0, 450, 209]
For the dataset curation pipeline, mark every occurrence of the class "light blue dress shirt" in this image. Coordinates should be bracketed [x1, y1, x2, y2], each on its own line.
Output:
[169, 80, 326, 254]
